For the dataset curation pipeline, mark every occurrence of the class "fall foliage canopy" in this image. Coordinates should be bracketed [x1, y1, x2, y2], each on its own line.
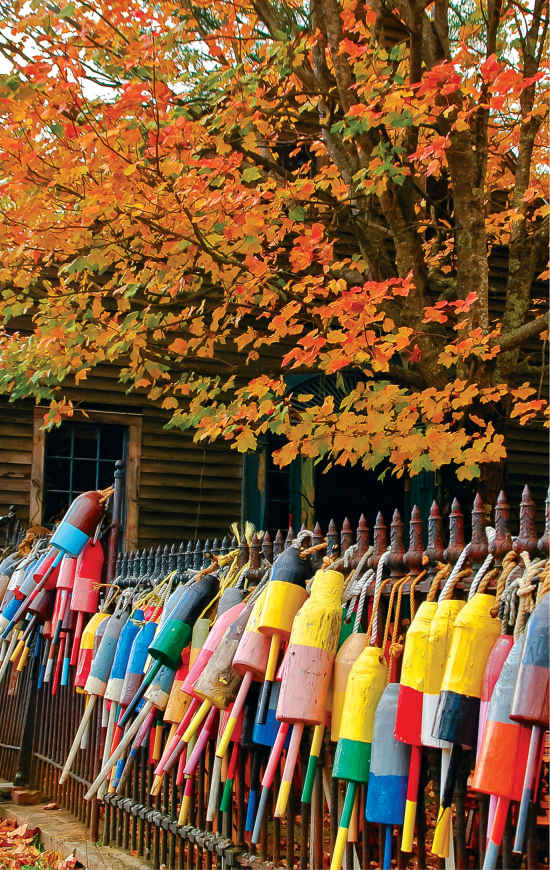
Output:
[0, 0, 547, 481]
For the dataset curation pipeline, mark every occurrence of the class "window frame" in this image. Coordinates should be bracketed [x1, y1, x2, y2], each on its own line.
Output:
[30, 407, 141, 549]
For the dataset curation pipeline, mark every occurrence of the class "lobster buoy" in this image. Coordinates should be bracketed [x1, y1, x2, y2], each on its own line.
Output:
[431, 594, 500, 858]
[510, 593, 549, 854]
[366, 683, 411, 870]
[273, 568, 343, 816]
[216, 588, 270, 759]
[254, 547, 310, 725]
[394, 600, 437, 853]
[69, 540, 104, 666]
[471, 638, 531, 869]
[118, 573, 217, 728]
[330, 645, 387, 870]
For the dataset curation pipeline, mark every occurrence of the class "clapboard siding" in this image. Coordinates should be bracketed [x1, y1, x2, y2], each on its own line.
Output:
[504, 423, 548, 530]
[0, 401, 34, 521]
[138, 407, 242, 545]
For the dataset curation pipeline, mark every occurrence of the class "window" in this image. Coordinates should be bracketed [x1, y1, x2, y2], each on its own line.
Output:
[30, 408, 141, 548]
[42, 421, 126, 524]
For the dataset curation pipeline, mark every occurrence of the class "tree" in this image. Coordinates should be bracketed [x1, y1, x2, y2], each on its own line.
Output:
[0, 0, 547, 487]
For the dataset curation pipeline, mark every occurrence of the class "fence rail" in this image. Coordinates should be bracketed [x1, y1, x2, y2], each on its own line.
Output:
[0, 468, 548, 869]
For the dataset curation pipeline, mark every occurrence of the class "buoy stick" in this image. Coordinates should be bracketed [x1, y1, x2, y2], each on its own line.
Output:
[251, 721, 290, 843]
[441, 748, 455, 870]
[301, 718, 325, 804]
[116, 707, 156, 792]
[220, 741, 239, 812]
[383, 825, 392, 870]
[330, 780, 357, 870]
[182, 697, 212, 743]
[70, 611, 85, 667]
[2, 551, 62, 638]
[482, 796, 509, 870]
[0, 629, 20, 687]
[432, 745, 462, 858]
[216, 670, 253, 759]
[183, 706, 217, 776]
[207, 755, 223, 822]
[401, 744, 422, 852]
[245, 748, 262, 832]
[512, 724, 542, 854]
[85, 701, 152, 798]
[178, 776, 194, 825]
[98, 702, 118, 799]
[60, 694, 97, 784]
[117, 660, 161, 728]
[157, 697, 199, 774]
[275, 721, 304, 817]
[256, 634, 280, 726]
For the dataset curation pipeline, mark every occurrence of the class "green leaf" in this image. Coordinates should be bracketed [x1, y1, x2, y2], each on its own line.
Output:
[289, 205, 305, 221]
[59, 3, 76, 17]
[242, 166, 262, 183]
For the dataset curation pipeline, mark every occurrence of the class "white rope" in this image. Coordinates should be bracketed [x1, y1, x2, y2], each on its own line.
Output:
[290, 529, 315, 549]
[370, 549, 391, 645]
[438, 543, 471, 602]
[353, 568, 375, 632]
[343, 548, 374, 601]
[343, 544, 358, 570]
[466, 526, 496, 599]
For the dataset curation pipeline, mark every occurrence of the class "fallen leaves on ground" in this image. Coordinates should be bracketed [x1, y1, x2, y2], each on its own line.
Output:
[0, 818, 65, 869]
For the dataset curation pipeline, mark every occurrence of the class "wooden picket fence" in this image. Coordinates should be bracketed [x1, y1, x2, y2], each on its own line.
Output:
[0, 468, 548, 870]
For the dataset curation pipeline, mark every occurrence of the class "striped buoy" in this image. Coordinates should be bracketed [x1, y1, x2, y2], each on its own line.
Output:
[330, 645, 387, 870]
[366, 683, 411, 870]
[69, 540, 104, 666]
[510, 592, 549, 854]
[471, 637, 531, 868]
[394, 600, 437, 853]
[431, 593, 500, 858]
[254, 547, 310, 726]
[216, 588, 270, 759]
[273, 568, 344, 816]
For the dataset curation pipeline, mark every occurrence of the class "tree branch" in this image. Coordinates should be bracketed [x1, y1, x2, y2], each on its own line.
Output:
[498, 312, 549, 353]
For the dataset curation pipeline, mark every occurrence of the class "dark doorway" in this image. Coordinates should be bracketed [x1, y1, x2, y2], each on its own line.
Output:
[313, 461, 405, 535]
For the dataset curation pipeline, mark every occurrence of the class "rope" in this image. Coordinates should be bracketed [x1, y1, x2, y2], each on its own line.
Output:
[352, 569, 375, 632]
[341, 544, 357, 569]
[367, 550, 391, 645]
[438, 543, 471, 601]
[382, 574, 410, 657]
[343, 547, 374, 600]
[468, 552, 495, 600]
[513, 554, 542, 641]
[387, 575, 410, 679]
[489, 551, 517, 617]
[409, 567, 428, 621]
[426, 563, 451, 602]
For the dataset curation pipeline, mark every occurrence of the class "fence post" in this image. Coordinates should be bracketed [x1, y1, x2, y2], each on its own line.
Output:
[106, 460, 125, 582]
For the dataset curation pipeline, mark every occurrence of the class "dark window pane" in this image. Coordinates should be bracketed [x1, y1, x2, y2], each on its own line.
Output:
[44, 458, 71, 492]
[44, 491, 71, 525]
[72, 459, 98, 492]
[47, 427, 71, 457]
[100, 427, 125, 460]
[73, 425, 100, 459]
[98, 461, 117, 488]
